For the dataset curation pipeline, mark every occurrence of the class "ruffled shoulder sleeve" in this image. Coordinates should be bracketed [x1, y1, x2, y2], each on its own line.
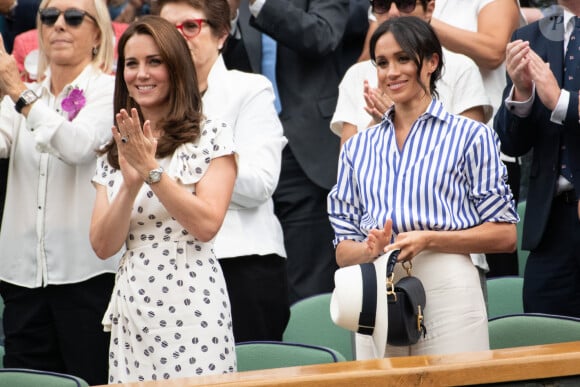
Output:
[166, 118, 236, 185]
[92, 153, 118, 187]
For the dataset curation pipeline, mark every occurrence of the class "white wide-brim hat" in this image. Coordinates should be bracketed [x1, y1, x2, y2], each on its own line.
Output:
[330, 249, 397, 359]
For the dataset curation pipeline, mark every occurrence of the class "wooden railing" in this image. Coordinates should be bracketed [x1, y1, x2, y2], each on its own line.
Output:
[95, 341, 580, 387]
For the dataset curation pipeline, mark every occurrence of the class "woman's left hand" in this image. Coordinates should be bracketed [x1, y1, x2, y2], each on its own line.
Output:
[114, 108, 158, 181]
[385, 230, 433, 262]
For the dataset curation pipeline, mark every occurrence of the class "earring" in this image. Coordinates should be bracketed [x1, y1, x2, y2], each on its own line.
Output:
[92, 46, 98, 56]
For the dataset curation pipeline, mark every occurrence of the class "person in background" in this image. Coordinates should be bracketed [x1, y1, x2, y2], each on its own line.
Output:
[332, 0, 492, 146]
[0, 0, 118, 384]
[0, 0, 39, 53]
[331, 0, 493, 309]
[108, 0, 150, 22]
[155, 0, 289, 343]
[223, 0, 350, 305]
[90, 15, 237, 383]
[520, 0, 558, 23]
[428, 0, 524, 278]
[0, 2, 39, 332]
[12, 16, 128, 81]
[494, 1, 580, 317]
[339, 0, 370, 76]
[328, 16, 517, 357]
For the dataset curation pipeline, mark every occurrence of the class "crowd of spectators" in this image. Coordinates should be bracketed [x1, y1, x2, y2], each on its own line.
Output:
[0, 0, 577, 383]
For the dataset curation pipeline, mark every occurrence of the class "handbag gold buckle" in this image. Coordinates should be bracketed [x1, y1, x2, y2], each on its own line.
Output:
[417, 305, 423, 332]
[402, 260, 413, 276]
[386, 272, 396, 302]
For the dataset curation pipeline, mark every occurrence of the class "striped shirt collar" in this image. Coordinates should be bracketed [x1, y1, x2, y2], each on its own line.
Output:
[382, 98, 452, 128]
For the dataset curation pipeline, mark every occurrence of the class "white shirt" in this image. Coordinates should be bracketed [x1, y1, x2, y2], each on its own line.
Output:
[0, 65, 120, 288]
[331, 48, 492, 136]
[204, 55, 287, 259]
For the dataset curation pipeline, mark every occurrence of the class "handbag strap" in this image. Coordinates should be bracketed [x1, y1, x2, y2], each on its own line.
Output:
[357, 263, 377, 336]
[386, 249, 401, 277]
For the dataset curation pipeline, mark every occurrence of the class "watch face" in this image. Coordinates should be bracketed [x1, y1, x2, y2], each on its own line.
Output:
[147, 167, 163, 184]
[22, 90, 38, 104]
[150, 170, 162, 182]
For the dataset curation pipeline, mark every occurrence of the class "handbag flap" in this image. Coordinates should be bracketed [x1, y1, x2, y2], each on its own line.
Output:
[394, 276, 426, 311]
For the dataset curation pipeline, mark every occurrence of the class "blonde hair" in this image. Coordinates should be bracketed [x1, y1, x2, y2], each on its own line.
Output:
[36, 0, 114, 76]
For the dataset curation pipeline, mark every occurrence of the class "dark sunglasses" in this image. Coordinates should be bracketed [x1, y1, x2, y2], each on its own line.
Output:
[39, 7, 98, 27]
[369, 0, 417, 14]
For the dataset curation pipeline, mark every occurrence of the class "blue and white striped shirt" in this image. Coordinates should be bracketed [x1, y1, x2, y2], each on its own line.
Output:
[328, 99, 518, 246]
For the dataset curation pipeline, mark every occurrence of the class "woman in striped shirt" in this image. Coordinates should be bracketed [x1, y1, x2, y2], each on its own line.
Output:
[328, 16, 518, 356]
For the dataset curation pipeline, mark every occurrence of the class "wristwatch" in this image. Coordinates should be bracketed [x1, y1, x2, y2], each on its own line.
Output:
[14, 89, 39, 113]
[145, 166, 164, 185]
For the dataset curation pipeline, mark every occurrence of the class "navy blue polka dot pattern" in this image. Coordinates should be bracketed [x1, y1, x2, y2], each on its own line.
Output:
[94, 119, 237, 383]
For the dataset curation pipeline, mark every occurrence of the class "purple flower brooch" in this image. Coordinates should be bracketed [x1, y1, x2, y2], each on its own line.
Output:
[61, 87, 86, 121]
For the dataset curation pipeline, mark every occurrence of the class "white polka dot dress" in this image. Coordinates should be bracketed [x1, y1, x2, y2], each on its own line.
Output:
[93, 119, 237, 383]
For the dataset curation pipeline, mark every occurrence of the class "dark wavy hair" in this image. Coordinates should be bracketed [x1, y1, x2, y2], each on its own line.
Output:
[370, 16, 443, 99]
[102, 15, 203, 169]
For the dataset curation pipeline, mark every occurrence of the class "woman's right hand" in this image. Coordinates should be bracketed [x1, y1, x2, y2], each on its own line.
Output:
[366, 219, 393, 260]
[111, 125, 144, 192]
[363, 79, 392, 125]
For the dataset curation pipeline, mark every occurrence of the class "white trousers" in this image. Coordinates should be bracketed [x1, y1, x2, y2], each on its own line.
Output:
[355, 251, 489, 359]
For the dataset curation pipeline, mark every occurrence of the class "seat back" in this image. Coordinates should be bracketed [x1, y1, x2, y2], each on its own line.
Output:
[235, 341, 346, 372]
[486, 276, 524, 318]
[282, 293, 353, 360]
[488, 313, 580, 350]
[516, 201, 529, 276]
[0, 368, 89, 387]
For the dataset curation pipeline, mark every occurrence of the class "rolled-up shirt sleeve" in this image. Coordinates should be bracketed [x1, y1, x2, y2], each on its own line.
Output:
[327, 145, 366, 246]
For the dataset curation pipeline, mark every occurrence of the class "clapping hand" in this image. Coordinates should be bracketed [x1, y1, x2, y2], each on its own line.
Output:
[0, 34, 24, 101]
[505, 39, 533, 101]
[112, 108, 158, 189]
[363, 80, 393, 126]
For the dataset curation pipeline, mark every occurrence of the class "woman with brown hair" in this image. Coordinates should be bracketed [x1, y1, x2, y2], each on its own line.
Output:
[156, 0, 289, 343]
[90, 15, 237, 383]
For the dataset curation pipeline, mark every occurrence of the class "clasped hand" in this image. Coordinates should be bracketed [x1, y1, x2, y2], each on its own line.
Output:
[506, 39, 560, 110]
[363, 80, 393, 125]
[366, 219, 430, 263]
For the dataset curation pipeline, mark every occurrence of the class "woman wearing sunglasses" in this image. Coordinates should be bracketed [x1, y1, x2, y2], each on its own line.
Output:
[0, 0, 118, 385]
[328, 16, 518, 357]
[154, 0, 290, 344]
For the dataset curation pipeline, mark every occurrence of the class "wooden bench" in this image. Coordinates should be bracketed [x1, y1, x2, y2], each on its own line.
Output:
[95, 341, 580, 387]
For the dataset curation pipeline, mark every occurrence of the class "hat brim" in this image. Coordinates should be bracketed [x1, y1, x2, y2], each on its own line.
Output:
[371, 252, 388, 358]
[330, 251, 392, 359]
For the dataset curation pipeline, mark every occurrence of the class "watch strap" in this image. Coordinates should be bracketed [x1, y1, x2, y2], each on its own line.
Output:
[15, 89, 38, 113]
